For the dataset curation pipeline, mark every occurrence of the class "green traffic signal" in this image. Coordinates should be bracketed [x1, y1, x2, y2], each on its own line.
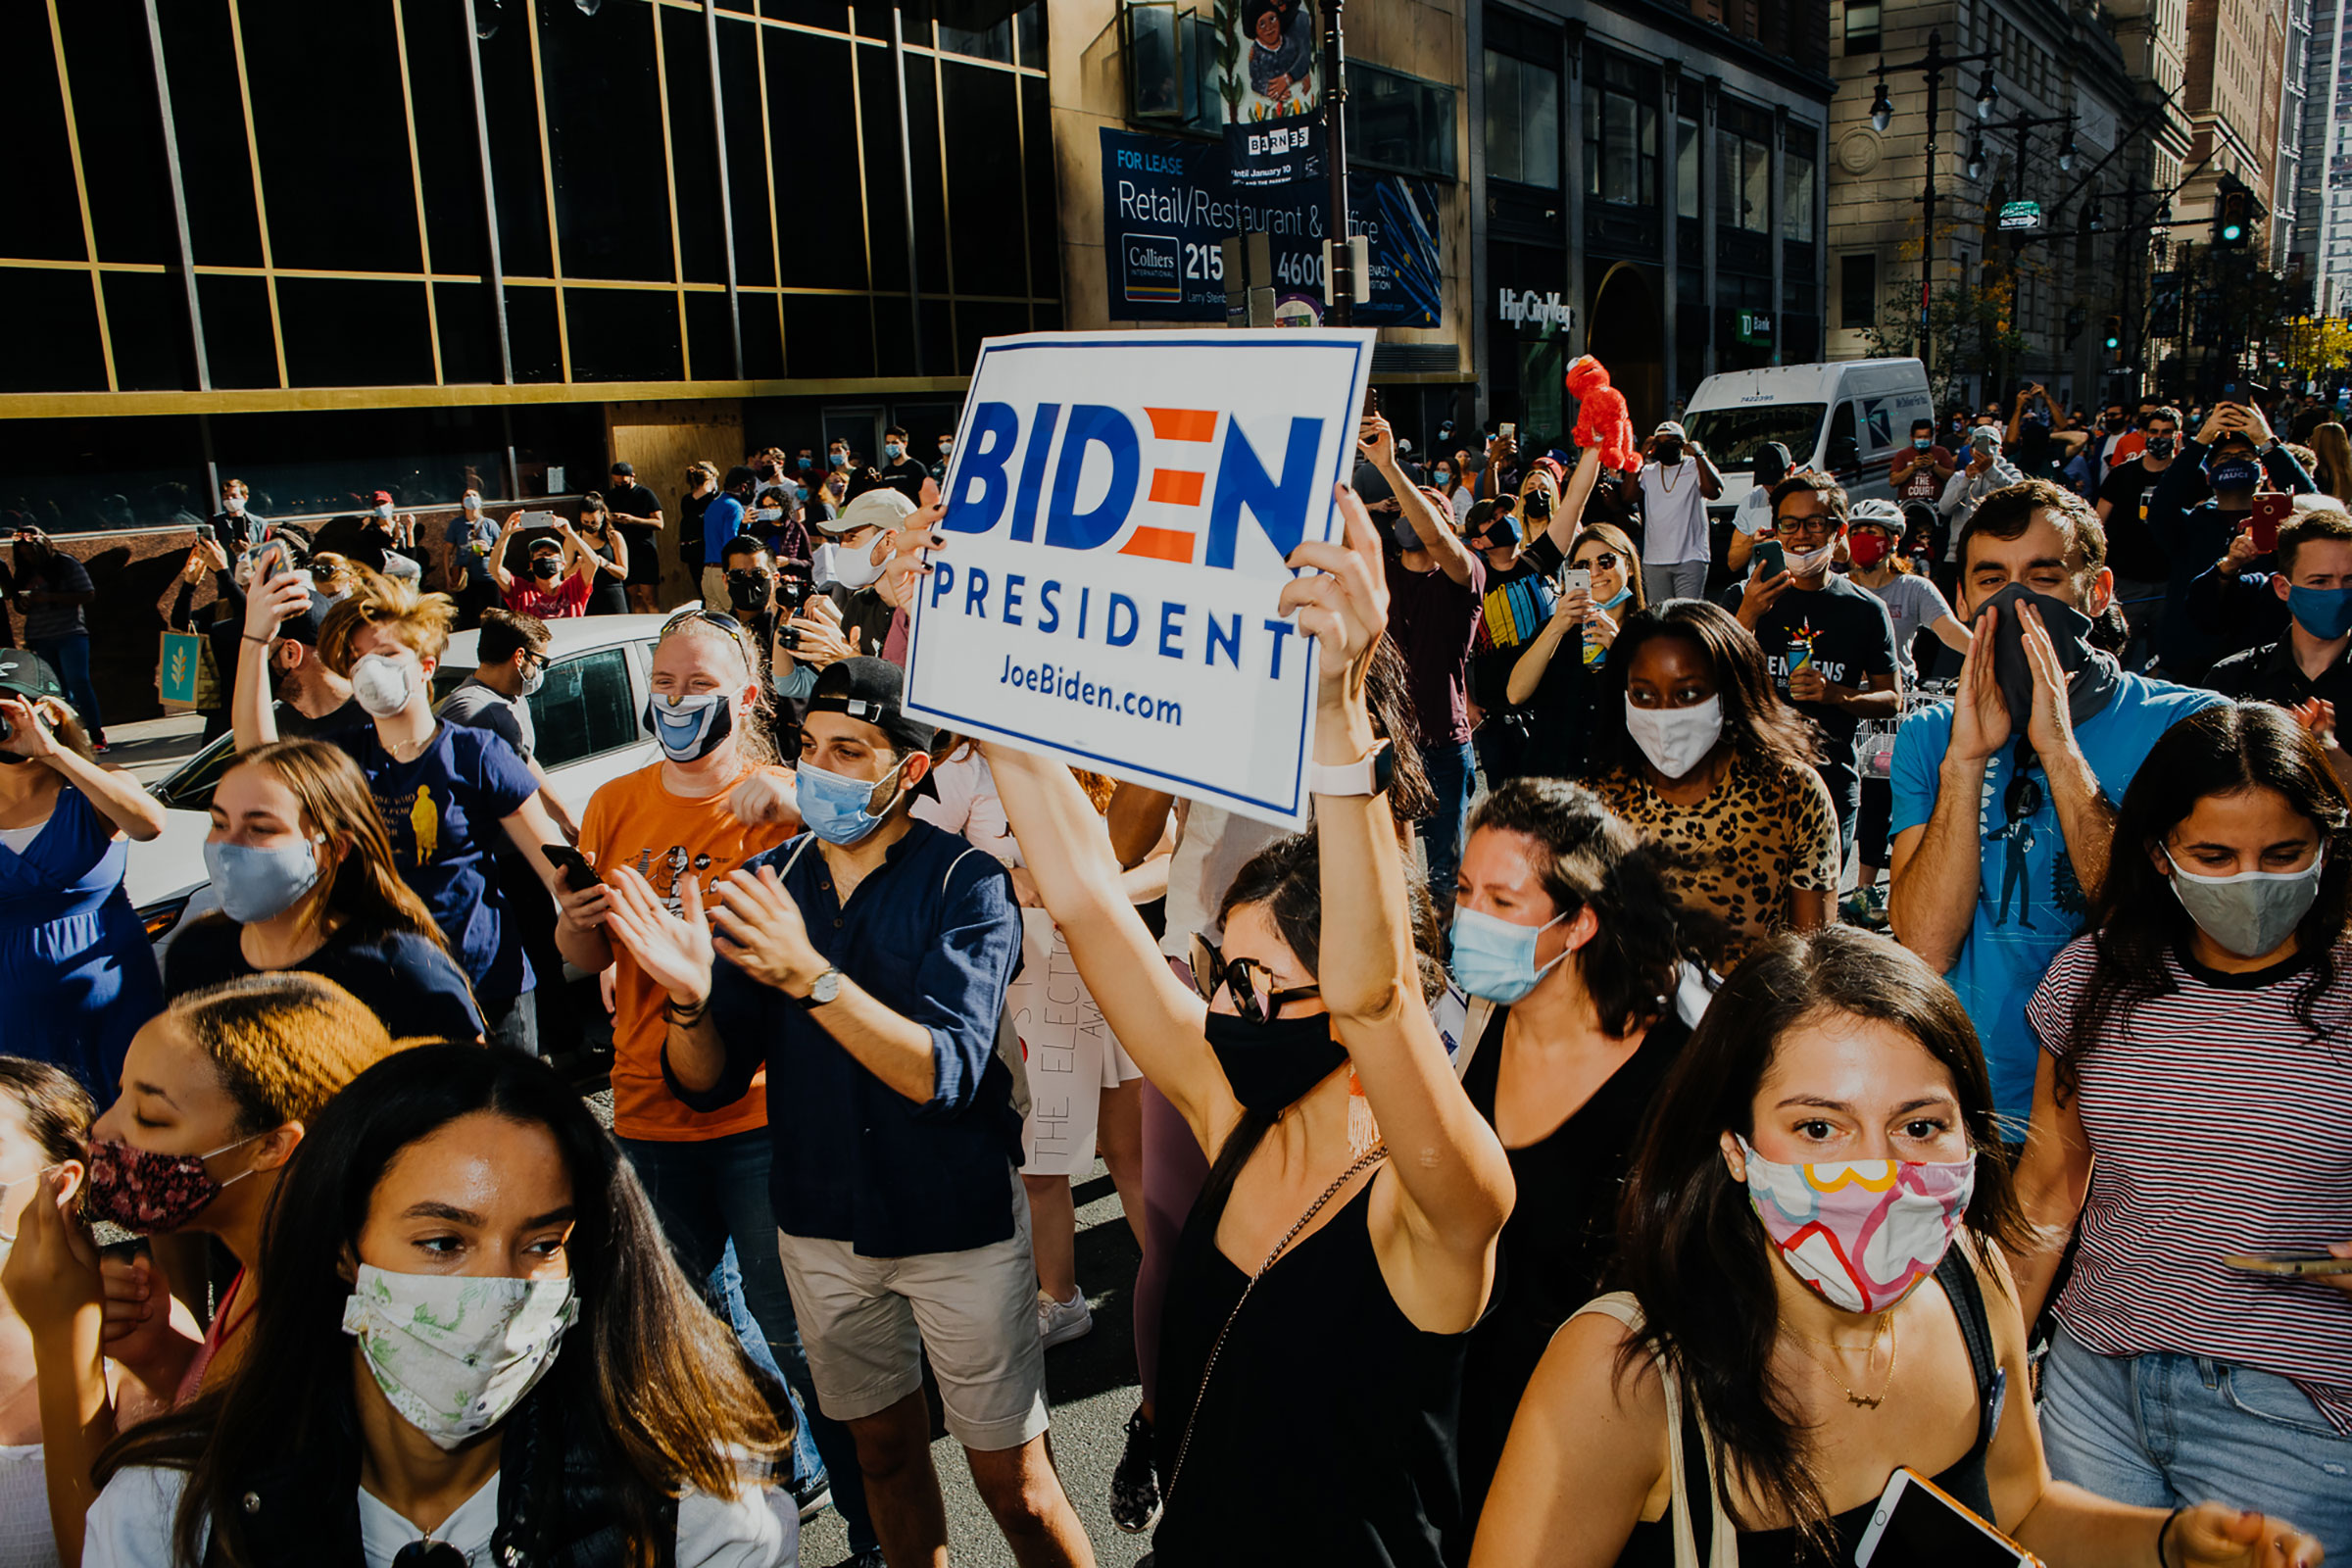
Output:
[2221, 221, 2244, 243]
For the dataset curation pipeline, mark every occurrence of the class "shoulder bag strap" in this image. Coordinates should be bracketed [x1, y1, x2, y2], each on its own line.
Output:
[1161, 1143, 1389, 1513]
[1566, 1295, 1740, 1568]
[1453, 996, 1498, 1082]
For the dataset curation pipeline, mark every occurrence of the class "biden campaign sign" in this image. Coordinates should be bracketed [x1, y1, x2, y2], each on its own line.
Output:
[906, 329, 1374, 829]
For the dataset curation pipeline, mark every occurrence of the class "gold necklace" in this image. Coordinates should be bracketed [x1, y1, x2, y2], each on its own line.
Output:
[1789, 1310, 1899, 1409]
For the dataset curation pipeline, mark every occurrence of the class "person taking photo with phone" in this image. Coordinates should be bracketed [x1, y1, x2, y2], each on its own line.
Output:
[490, 515, 598, 621]
[232, 568, 569, 1054]
[2208, 508, 2352, 724]
[1501, 447, 1641, 781]
[1471, 927, 2325, 1568]
[2147, 401, 2315, 681]
[2011, 705, 2352, 1552]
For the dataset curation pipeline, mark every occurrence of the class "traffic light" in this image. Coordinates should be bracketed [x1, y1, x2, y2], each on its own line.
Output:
[2216, 190, 2251, 249]
[2102, 316, 2123, 354]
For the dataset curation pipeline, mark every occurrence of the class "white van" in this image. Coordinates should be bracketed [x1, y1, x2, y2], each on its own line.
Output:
[1681, 358, 1935, 525]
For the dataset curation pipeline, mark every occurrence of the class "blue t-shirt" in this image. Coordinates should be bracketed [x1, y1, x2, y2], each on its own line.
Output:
[165, 916, 485, 1044]
[444, 514, 501, 592]
[702, 493, 747, 570]
[326, 722, 540, 1002]
[1889, 673, 2228, 1127]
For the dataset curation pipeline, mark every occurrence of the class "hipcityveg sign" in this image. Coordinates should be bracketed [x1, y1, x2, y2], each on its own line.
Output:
[906, 328, 1375, 827]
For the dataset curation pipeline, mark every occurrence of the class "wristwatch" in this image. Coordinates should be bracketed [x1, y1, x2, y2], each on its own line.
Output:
[797, 966, 842, 1008]
[1306, 739, 1394, 799]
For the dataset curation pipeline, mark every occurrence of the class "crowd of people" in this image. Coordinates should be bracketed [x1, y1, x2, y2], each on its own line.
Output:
[0, 382, 2344, 1568]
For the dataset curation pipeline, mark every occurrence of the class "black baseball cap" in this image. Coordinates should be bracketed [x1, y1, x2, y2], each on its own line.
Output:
[808, 657, 935, 753]
[610, 461, 634, 476]
[0, 650, 65, 704]
[1465, 503, 1520, 549]
[276, 591, 338, 647]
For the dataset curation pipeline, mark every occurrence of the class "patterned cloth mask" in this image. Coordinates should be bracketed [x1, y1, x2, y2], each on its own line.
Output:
[343, 1264, 578, 1450]
[1737, 1135, 1977, 1315]
[82, 1134, 264, 1234]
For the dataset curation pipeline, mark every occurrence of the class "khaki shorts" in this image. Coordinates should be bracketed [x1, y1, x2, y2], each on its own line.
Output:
[700, 564, 730, 612]
[775, 1172, 1049, 1452]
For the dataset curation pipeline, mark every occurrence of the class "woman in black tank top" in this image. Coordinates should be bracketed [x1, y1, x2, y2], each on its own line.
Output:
[1470, 930, 2324, 1568]
[990, 495, 1514, 1568]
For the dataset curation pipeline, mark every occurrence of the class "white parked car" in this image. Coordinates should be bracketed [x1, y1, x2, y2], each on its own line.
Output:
[129, 612, 674, 953]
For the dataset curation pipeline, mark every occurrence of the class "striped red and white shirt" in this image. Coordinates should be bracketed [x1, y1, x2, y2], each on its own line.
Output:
[2028, 935, 2352, 1434]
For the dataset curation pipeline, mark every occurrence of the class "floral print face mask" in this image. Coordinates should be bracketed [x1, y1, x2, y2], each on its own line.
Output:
[82, 1134, 264, 1234]
[342, 1263, 578, 1450]
[1736, 1135, 1977, 1315]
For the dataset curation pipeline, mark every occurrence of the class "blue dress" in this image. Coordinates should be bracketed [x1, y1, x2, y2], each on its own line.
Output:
[0, 784, 164, 1090]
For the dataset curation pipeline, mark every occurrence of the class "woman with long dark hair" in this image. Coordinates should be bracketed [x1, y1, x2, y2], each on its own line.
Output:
[82, 1044, 794, 1568]
[1589, 600, 1836, 966]
[1506, 518, 1644, 781]
[1446, 777, 1706, 1547]
[989, 487, 1513, 1567]
[164, 739, 482, 1044]
[1473, 928, 2323, 1568]
[573, 493, 632, 616]
[2014, 703, 2352, 1554]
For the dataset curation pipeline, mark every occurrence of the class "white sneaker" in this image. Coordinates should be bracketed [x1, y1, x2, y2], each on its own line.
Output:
[1037, 1289, 1094, 1348]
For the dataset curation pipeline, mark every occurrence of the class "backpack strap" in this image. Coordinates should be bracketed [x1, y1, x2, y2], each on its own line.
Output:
[1936, 1244, 2005, 1463]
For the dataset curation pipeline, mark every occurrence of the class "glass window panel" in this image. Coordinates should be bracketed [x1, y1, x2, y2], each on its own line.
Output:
[400, 0, 490, 277]
[918, 298, 952, 376]
[1715, 128, 1737, 224]
[1784, 150, 1816, 241]
[1583, 83, 1600, 196]
[276, 278, 435, 389]
[105, 273, 194, 393]
[685, 287, 737, 379]
[761, 0, 852, 27]
[1424, 81, 1458, 178]
[717, 14, 775, 288]
[213, 407, 505, 515]
[58, 0, 175, 266]
[1127, 3, 1181, 118]
[527, 647, 639, 768]
[0, 270, 107, 394]
[0, 414, 207, 532]
[238, 0, 422, 274]
[161, 0, 264, 270]
[563, 286, 682, 382]
[871, 291, 913, 376]
[432, 281, 502, 386]
[1024, 75, 1056, 302]
[955, 301, 1029, 375]
[1676, 117, 1699, 219]
[1, 5, 85, 262]
[1524, 60, 1559, 189]
[784, 290, 873, 378]
[662, 5, 728, 287]
[1604, 95, 1637, 203]
[1486, 52, 1523, 185]
[476, 12, 553, 278]
[742, 295, 784, 380]
[939, 12, 1012, 63]
[944, 63, 1028, 297]
[1353, 65, 1421, 173]
[859, 47, 912, 293]
[198, 273, 278, 390]
[539, 1, 674, 282]
[1015, 2, 1044, 70]
[904, 55, 947, 292]
[770, 31, 864, 291]
[1742, 139, 1771, 231]
[504, 282, 564, 381]
[1840, 252, 1878, 326]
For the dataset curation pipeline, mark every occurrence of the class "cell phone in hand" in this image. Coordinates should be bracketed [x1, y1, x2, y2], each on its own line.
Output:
[1560, 566, 1592, 599]
[2250, 491, 2292, 554]
[1498, 422, 1517, 442]
[1854, 1466, 2035, 1568]
[2224, 1250, 2352, 1276]
[193, 522, 215, 544]
[1751, 539, 1787, 580]
[1361, 385, 1381, 419]
[540, 844, 603, 894]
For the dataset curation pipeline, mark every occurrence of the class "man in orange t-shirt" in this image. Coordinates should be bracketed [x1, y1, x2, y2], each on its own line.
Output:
[553, 612, 877, 1551]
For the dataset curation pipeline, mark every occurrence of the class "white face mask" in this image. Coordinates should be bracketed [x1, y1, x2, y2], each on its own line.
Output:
[1784, 540, 1837, 577]
[813, 537, 886, 590]
[374, 504, 395, 520]
[343, 1264, 577, 1450]
[223, 495, 245, 515]
[350, 653, 419, 718]
[462, 494, 481, 514]
[1624, 694, 1725, 779]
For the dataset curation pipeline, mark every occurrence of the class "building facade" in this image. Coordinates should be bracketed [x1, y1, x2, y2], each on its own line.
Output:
[1466, 0, 1836, 438]
[2291, 0, 2352, 311]
[1825, 0, 2152, 407]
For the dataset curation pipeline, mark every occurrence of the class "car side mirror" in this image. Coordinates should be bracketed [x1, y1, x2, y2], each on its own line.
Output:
[1830, 435, 1861, 471]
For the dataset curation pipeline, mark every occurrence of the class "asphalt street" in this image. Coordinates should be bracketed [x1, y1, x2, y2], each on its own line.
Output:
[796, 1163, 1154, 1568]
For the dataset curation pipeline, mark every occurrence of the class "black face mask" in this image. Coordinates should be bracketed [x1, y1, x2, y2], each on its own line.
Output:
[1204, 1010, 1348, 1115]
[530, 557, 562, 581]
[726, 569, 772, 612]
[1973, 582, 2118, 733]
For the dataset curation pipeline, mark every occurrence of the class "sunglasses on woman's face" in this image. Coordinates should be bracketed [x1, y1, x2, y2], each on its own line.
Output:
[1576, 551, 1622, 572]
[1190, 932, 1320, 1026]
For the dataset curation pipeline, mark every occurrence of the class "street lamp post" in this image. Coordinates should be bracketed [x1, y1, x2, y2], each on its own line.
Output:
[1323, 0, 1353, 326]
[1870, 30, 1999, 377]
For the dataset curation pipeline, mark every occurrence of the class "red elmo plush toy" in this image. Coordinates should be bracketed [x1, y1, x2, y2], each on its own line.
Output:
[1565, 355, 1641, 473]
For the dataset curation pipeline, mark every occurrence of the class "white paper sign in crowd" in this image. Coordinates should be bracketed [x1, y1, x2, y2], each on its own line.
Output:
[905, 328, 1376, 828]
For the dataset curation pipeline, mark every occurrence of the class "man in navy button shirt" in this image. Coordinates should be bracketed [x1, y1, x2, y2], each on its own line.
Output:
[646, 656, 1094, 1568]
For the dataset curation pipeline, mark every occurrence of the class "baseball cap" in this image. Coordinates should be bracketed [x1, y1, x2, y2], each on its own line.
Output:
[1653, 420, 1688, 440]
[370, 491, 394, 507]
[1969, 424, 2003, 448]
[610, 461, 634, 476]
[807, 657, 936, 753]
[0, 650, 65, 704]
[275, 591, 339, 647]
[819, 486, 916, 538]
[1466, 506, 1520, 549]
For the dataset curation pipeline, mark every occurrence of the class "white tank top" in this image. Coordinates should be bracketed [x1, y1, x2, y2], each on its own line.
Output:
[0, 1442, 59, 1568]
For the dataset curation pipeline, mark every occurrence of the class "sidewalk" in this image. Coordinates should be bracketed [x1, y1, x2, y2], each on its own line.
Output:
[103, 711, 213, 784]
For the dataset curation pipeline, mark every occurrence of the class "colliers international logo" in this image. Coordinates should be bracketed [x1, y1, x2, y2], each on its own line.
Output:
[1123, 234, 1184, 303]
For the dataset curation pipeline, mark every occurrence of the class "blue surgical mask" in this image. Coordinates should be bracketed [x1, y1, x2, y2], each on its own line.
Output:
[2288, 583, 2352, 640]
[203, 836, 326, 923]
[795, 485, 810, 504]
[1447, 905, 1570, 1004]
[797, 755, 911, 846]
[1913, 435, 1932, 451]
[1434, 468, 1452, 485]
[798, 456, 812, 471]
[643, 691, 734, 762]
[885, 442, 906, 462]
